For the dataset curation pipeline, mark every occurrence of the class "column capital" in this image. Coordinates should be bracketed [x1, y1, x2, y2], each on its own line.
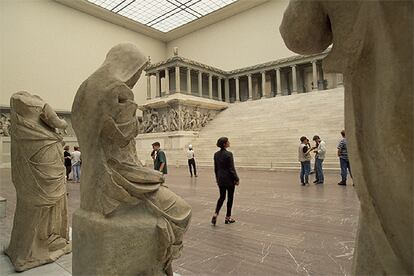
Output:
[234, 76, 239, 80]
[260, 71, 266, 74]
[291, 64, 297, 68]
[275, 67, 281, 71]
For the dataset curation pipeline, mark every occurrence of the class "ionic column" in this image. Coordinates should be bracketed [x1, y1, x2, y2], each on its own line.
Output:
[218, 77, 222, 101]
[155, 71, 160, 97]
[208, 74, 213, 99]
[261, 71, 266, 98]
[291, 65, 298, 94]
[146, 74, 151, 100]
[312, 60, 318, 91]
[175, 66, 180, 93]
[198, 71, 202, 97]
[187, 68, 191, 94]
[248, 74, 253, 100]
[224, 78, 230, 102]
[275, 68, 281, 96]
[165, 68, 170, 95]
[235, 77, 240, 102]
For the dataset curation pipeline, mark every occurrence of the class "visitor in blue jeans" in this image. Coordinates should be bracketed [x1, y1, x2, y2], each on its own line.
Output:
[312, 135, 326, 184]
[337, 130, 353, 185]
[71, 146, 82, 183]
[298, 136, 313, 185]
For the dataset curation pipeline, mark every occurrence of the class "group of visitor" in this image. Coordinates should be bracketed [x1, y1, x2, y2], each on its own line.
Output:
[63, 145, 82, 183]
[298, 135, 326, 185]
[149, 130, 351, 227]
[298, 130, 352, 186]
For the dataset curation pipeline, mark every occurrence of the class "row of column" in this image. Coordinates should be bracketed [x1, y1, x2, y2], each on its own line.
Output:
[147, 60, 322, 102]
[232, 60, 320, 102]
[147, 66, 224, 101]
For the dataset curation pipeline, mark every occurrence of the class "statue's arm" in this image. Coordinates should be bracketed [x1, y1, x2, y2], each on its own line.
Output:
[100, 117, 135, 148]
[40, 103, 68, 130]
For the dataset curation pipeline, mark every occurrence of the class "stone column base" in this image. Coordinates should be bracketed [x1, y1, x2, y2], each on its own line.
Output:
[72, 205, 168, 276]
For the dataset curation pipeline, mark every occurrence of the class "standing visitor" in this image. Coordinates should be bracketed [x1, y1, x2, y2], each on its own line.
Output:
[337, 130, 353, 185]
[312, 135, 326, 184]
[211, 137, 239, 225]
[63, 145, 72, 181]
[187, 145, 197, 177]
[152, 142, 167, 175]
[298, 136, 312, 185]
[71, 146, 81, 183]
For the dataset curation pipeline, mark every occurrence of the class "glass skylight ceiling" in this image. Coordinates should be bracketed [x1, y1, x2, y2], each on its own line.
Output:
[87, 0, 238, 33]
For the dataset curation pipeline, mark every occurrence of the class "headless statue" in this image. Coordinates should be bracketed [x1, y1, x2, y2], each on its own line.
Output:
[5, 91, 71, 271]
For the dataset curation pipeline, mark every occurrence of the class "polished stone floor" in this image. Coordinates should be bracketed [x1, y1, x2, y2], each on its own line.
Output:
[0, 167, 359, 275]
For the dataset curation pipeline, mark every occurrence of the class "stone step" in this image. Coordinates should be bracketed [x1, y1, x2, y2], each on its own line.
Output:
[160, 88, 345, 169]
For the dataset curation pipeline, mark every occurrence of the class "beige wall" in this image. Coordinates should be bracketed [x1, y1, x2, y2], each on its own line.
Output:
[166, 0, 294, 70]
[0, 0, 166, 111]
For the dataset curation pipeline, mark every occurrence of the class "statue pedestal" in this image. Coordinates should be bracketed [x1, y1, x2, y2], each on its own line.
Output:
[72, 204, 167, 276]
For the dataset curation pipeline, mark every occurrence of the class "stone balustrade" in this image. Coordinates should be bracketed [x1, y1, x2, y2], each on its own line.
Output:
[145, 48, 343, 103]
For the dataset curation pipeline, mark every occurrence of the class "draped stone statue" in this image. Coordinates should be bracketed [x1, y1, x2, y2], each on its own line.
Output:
[280, 1, 413, 274]
[5, 91, 71, 272]
[71, 43, 191, 276]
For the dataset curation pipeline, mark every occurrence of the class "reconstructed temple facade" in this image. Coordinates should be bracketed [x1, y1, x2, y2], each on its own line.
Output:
[139, 47, 342, 140]
[145, 47, 342, 104]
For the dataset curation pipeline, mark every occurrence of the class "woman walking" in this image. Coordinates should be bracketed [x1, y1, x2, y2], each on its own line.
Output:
[211, 137, 239, 225]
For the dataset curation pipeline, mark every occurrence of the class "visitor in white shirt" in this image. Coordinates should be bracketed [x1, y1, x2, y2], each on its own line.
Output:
[312, 135, 326, 184]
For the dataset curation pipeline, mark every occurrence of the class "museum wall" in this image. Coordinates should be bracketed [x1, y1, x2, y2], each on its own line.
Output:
[0, 0, 166, 111]
[166, 0, 295, 70]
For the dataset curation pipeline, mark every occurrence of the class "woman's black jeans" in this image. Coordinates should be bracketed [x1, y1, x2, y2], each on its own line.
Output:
[188, 158, 197, 176]
[215, 185, 235, 217]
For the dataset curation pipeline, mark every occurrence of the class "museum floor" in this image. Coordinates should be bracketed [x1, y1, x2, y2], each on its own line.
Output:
[0, 167, 359, 276]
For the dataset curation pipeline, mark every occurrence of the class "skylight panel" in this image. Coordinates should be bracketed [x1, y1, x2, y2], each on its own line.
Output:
[86, 0, 238, 33]
[151, 10, 197, 32]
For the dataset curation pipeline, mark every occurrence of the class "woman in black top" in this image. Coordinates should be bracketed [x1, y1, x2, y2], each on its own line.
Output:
[211, 137, 239, 225]
[63, 145, 72, 180]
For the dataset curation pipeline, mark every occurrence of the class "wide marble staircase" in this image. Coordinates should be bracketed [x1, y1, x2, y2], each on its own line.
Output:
[189, 87, 344, 171]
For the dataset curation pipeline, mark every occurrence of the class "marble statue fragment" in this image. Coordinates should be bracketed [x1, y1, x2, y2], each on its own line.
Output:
[71, 43, 191, 275]
[0, 113, 11, 136]
[280, 1, 413, 274]
[5, 91, 71, 272]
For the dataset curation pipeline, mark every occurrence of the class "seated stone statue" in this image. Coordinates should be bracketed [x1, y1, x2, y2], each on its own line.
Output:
[5, 91, 71, 272]
[71, 43, 191, 276]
